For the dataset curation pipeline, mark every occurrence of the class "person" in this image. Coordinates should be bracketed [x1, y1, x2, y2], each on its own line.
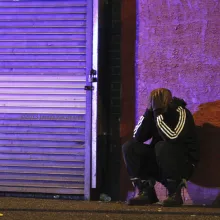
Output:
[122, 88, 200, 206]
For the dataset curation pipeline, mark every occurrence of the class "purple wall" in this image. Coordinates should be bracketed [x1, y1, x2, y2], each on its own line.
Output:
[136, 0, 220, 205]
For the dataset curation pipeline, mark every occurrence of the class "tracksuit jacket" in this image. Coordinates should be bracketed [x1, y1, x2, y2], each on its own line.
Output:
[133, 97, 200, 166]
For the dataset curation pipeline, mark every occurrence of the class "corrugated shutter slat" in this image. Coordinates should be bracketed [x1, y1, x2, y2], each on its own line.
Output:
[0, 0, 89, 195]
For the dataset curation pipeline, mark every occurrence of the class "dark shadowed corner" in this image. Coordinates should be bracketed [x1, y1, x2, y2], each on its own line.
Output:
[188, 100, 220, 206]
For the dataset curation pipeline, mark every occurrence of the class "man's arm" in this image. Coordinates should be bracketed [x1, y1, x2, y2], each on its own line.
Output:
[153, 106, 188, 142]
[133, 109, 154, 143]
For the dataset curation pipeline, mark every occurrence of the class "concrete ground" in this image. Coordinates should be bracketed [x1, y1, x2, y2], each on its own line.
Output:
[0, 198, 220, 220]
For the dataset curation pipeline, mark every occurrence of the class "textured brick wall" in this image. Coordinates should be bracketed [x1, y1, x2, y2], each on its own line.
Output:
[110, 0, 121, 116]
[136, 0, 220, 205]
[97, 0, 122, 201]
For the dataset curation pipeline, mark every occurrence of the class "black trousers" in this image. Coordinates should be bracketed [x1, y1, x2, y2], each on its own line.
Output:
[122, 139, 194, 183]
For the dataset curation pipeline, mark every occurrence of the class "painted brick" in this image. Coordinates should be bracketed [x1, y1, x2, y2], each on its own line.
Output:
[137, 0, 220, 205]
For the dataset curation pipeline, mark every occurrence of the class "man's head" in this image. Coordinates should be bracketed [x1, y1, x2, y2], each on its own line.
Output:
[150, 88, 172, 110]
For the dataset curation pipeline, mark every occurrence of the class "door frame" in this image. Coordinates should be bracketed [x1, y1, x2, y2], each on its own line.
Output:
[84, 0, 99, 200]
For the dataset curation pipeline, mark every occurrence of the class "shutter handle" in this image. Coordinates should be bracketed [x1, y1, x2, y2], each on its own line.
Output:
[89, 69, 97, 83]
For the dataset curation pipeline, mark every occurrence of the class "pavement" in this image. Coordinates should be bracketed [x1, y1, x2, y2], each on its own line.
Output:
[0, 197, 220, 220]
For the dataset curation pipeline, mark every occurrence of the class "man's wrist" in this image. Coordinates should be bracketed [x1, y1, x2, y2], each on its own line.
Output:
[144, 108, 153, 117]
[153, 108, 164, 117]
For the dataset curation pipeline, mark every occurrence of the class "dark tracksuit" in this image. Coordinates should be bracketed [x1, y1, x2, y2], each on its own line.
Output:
[122, 97, 200, 183]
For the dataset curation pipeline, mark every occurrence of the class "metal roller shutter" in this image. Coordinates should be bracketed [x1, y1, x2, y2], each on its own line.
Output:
[0, 0, 92, 198]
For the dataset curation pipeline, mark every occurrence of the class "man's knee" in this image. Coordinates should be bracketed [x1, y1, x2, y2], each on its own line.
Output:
[154, 141, 166, 158]
[122, 139, 137, 155]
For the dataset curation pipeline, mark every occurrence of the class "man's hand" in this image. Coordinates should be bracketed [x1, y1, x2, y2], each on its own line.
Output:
[151, 88, 172, 111]
[152, 90, 164, 111]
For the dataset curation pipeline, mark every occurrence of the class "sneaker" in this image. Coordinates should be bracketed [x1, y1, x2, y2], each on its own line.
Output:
[163, 179, 186, 207]
[128, 178, 159, 205]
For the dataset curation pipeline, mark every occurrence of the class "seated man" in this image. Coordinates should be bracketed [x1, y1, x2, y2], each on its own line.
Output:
[122, 88, 200, 206]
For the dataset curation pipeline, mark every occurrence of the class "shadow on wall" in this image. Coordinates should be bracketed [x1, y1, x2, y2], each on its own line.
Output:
[188, 100, 220, 205]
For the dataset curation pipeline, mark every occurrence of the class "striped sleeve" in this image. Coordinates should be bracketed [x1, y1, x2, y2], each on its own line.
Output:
[133, 109, 154, 142]
[133, 116, 144, 137]
[156, 106, 186, 140]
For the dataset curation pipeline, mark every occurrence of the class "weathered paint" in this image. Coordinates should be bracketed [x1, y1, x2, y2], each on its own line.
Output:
[136, 0, 220, 205]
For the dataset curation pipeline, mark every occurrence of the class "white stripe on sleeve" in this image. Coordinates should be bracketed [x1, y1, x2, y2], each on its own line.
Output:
[133, 116, 144, 137]
[156, 107, 186, 139]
